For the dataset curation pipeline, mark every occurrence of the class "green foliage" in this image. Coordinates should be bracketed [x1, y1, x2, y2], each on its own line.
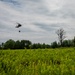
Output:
[51, 41, 58, 48]
[1, 36, 75, 49]
[73, 36, 75, 47]
[14, 40, 21, 49]
[0, 48, 75, 75]
[3, 39, 32, 49]
[4, 39, 15, 49]
[0, 45, 2, 49]
[62, 40, 73, 47]
[31, 43, 50, 49]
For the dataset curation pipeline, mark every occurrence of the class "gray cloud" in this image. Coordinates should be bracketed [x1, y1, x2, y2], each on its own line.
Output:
[33, 22, 58, 32]
[0, 0, 75, 44]
[1, 0, 20, 6]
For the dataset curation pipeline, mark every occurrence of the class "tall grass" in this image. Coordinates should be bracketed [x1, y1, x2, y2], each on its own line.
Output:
[0, 48, 75, 75]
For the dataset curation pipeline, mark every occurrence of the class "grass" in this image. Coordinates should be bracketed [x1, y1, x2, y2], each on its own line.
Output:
[0, 48, 75, 75]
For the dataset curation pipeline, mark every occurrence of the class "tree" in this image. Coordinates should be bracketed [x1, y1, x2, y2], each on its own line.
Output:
[26, 40, 32, 49]
[73, 36, 75, 47]
[20, 40, 32, 49]
[0, 43, 4, 49]
[14, 40, 21, 49]
[42, 43, 46, 49]
[62, 40, 73, 47]
[51, 41, 58, 48]
[0, 45, 2, 49]
[4, 39, 15, 49]
[56, 28, 66, 46]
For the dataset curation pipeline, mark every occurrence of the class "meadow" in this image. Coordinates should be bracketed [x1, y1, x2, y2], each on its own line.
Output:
[0, 48, 75, 75]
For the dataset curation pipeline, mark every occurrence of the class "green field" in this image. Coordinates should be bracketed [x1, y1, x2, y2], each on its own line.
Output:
[0, 48, 75, 75]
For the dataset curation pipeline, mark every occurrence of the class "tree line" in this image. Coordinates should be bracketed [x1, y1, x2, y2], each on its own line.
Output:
[51, 39, 75, 48]
[51, 28, 75, 48]
[0, 39, 50, 49]
[0, 28, 75, 49]
[0, 38, 75, 49]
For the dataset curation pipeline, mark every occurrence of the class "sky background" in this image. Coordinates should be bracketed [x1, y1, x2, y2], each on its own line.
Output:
[0, 0, 75, 44]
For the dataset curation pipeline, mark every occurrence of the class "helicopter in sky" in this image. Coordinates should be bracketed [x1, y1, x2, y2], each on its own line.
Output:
[15, 23, 22, 32]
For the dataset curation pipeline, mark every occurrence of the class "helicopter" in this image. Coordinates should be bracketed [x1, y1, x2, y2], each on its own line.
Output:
[15, 23, 22, 32]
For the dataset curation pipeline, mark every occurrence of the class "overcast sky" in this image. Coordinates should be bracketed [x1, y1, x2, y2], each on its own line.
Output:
[0, 0, 75, 44]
